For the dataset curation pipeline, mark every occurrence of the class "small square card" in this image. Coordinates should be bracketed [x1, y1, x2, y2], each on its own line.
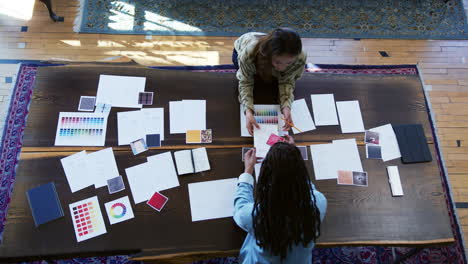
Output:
[352, 171, 368, 186]
[147, 192, 169, 212]
[146, 134, 161, 147]
[138, 92, 154, 105]
[104, 196, 134, 225]
[130, 138, 148, 155]
[337, 170, 353, 185]
[365, 130, 380, 145]
[186, 129, 212, 144]
[107, 176, 125, 194]
[78, 96, 96, 111]
[366, 144, 382, 159]
[242, 147, 253, 161]
[266, 133, 285, 146]
[95, 103, 112, 114]
[297, 146, 308, 160]
[338, 171, 368, 187]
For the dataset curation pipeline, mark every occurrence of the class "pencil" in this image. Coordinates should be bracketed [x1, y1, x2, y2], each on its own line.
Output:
[281, 117, 302, 133]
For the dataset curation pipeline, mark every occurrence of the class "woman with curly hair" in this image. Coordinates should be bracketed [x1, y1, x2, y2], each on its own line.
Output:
[234, 136, 326, 263]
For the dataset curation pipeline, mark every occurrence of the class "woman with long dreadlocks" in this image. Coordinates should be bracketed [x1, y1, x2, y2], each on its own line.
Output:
[234, 136, 327, 263]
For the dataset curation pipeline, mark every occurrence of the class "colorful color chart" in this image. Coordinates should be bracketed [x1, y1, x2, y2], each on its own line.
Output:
[69, 196, 107, 242]
[254, 105, 279, 125]
[54, 112, 108, 146]
[104, 196, 134, 225]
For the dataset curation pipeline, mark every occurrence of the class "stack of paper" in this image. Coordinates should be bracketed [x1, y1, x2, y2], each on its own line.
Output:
[290, 99, 316, 134]
[174, 147, 211, 175]
[311, 94, 339, 126]
[117, 108, 164, 145]
[254, 124, 279, 158]
[126, 152, 179, 204]
[61, 148, 120, 192]
[188, 178, 238, 222]
[96, 75, 146, 108]
[310, 138, 363, 180]
[170, 100, 206, 134]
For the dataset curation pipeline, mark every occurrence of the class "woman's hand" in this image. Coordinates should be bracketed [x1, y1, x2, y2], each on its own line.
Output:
[282, 107, 293, 131]
[246, 109, 260, 136]
[283, 135, 295, 145]
[244, 148, 257, 175]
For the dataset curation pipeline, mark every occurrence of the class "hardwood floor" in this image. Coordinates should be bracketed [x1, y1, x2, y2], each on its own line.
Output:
[1, 0, 468, 258]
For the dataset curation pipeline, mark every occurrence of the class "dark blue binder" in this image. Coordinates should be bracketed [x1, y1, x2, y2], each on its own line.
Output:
[26, 182, 64, 226]
[393, 124, 432, 164]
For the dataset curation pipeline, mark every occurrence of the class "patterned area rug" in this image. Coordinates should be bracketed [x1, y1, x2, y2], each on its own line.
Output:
[1, 64, 465, 264]
[74, 0, 468, 39]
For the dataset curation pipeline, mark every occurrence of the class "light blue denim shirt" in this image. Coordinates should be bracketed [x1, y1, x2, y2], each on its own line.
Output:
[233, 172, 327, 264]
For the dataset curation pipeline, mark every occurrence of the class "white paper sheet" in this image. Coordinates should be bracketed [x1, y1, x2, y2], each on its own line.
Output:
[193, 147, 210, 172]
[170, 101, 186, 134]
[61, 151, 93, 193]
[332, 138, 364, 173]
[254, 124, 278, 157]
[174, 150, 194, 175]
[141, 108, 165, 141]
[370, 124, 401, 162]
[54, 112, 108, 146]
[336, 101, 365, 133]
[311, 94, 339, 126]
[291, 99, 316, 134]
[96, 75, 145, 108]
[146, 151, 180, 191]
[254, 162, 262, 181]
[86, 148, 120, 188]
[125, 162, 155, 204]
[310, 143, 340, 180]
[117, 110, 146, 145]
[188, 178, 238, 222]
[182, 100, 206, 131]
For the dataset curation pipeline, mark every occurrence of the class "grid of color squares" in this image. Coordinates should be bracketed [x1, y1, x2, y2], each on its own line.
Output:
[254, 106, 279, 125]
[55, 112, 108, 146]
[69, 196, 106, 242]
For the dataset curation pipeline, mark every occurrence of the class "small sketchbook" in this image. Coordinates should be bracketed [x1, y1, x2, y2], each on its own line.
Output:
[26, 182, 64, 226]
[174, 147, 211, 175]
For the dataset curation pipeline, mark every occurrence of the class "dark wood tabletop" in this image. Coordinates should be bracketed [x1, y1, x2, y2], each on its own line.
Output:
[0, 65, 453, 262]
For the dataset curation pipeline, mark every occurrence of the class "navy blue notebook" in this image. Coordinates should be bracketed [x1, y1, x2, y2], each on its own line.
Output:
[393, 124, 432, 164]
[26, 182, 64, 226]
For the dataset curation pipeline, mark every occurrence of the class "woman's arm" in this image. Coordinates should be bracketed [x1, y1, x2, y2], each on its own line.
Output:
[278, 51, 307, 109]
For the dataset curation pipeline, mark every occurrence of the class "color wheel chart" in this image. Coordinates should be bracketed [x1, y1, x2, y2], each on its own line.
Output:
[104, 196, 134, 225]
[69, 196, 107, 242]
[54, 112, 108, 146]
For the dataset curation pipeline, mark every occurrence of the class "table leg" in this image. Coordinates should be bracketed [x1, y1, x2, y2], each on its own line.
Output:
[38, 0, 64, 22]
[392, 247, 424, 264]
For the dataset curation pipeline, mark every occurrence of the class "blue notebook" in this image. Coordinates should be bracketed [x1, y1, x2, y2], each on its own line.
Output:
[26, 182, 64, 226]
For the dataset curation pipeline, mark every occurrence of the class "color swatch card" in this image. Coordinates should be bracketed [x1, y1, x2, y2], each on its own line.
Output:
[240, 104, 288, 137]
[69, 196, 107, 242]
[254, 124, 279, 157]
[311, 94, 339, 126]
[186, 129, 212, 144]
[291, 99, 316, 134]
[336, 101, 365, 133]
[147, 192, 169, 212]
[188, 178, 238, 222]
[55, 112, 108, 146]
[96, 75, 146, 108]
[104, 196, 134, 225]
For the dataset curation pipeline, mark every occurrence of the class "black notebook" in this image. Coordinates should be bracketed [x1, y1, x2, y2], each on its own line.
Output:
[393, 124, 432, 164]
[26, 182, 64, 226]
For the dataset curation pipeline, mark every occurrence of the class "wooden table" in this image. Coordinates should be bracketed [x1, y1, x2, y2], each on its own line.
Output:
[0, 65, 455, 263]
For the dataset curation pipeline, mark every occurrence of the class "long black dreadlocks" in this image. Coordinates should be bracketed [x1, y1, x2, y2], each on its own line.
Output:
[252, 142, 321, 260]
